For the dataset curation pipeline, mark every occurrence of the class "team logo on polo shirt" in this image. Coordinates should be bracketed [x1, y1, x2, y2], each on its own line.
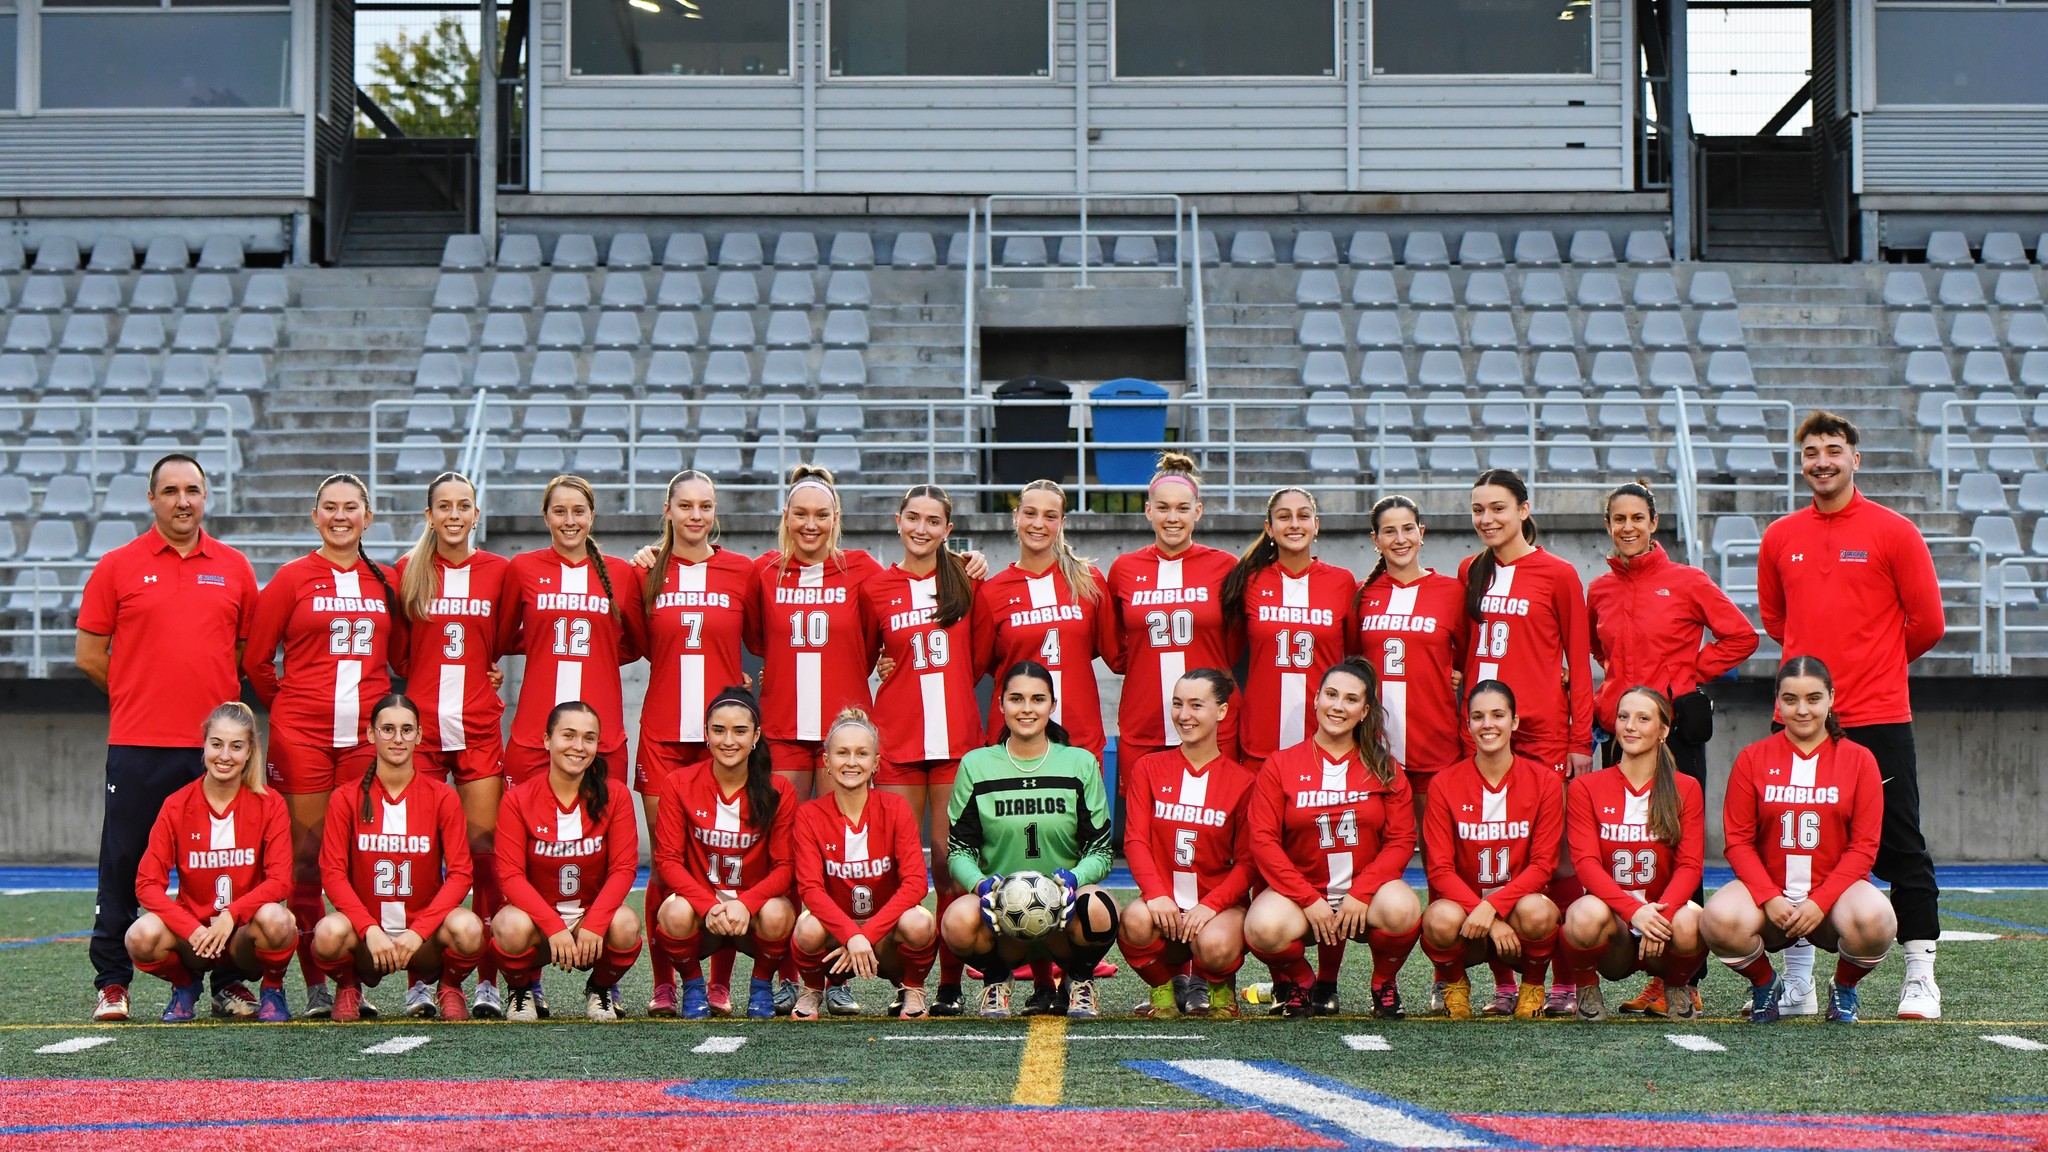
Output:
[1839, 550, 1869, 563]
[197, 574, 227, 586]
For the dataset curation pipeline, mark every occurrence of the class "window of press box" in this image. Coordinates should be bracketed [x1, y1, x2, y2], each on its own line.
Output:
[830, 0, 1049, 77]
[39, 4, 290, 110]
[1372, 0, 1594, 76]
[0, 15, 15, 111]
[1874, 8, 2048, 105]
[572, 0, 791, 77]
[1115, 0, 1336, 78]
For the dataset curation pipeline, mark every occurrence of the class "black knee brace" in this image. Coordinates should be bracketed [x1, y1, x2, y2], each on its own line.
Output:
[1077, 890, 1119, 945]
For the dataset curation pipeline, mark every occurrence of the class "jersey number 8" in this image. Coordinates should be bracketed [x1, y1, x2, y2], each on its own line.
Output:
[850, 884, 874, 917]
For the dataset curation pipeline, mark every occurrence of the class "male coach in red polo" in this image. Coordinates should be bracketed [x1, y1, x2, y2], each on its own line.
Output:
[75, 454, 259, 1022]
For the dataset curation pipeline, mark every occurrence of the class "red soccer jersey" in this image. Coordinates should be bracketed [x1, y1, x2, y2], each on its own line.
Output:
[244, 553, 402, 750]
[971, 563, 1117, 758]
[1122, 749, 1256, 912]
[497, 550, 648, 755]
[1722, 731, 1884, 913]
[1239, 559, 1358, 761]
[1424, 755, 1564, 916]
[495, 774, 640, 937]
[793, 790, 930, 944]
[1566, 765, 1706, 922]
[135, 780, 293, 939]
[319, 772, 473, 939]
[1249, 741, 1416, 909]
[754, 550, 882, 743]
[391, 550, 509, 753]
[1356, 569, 1470, 775]
[1106, 544, 1242, 748]
[654, 767, 799, 915]
[1455, 548, 1592, 764]
[642, 548, 761, 744]
[862, 564, 983, 764]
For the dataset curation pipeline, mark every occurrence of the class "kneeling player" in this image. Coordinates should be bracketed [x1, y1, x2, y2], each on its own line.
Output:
[1703, 656, 1895, 1023]
[651, 688, 799, 1019]
[1117, 670, 1256, 1019]
[792, 709, 937, 1019]
[1559, 687, 1706, 1020]
[941, 661, 1118, 1019]
[313, 695, 484, 1022]
[492, 702, 643, 1021]
[1420, 681, 1564, 1020]
[128, 703, 297, 1022]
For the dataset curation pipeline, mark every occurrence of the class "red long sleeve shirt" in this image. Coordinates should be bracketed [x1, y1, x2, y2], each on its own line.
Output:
[1122, 748, 1257, 912]
[1456, 547, 1593, 763]
[243, 553, 401, 750]
[1249, 741, 1415, 909]
[654, 767, 798, 916]
[1238, 559, 1358, 761]
[1722, 731, 1884, 914]
[1356, 569, 1470, 775]
[641, 548, 760, 745]
[793, 790, 928, 945]
[319, 772, 473, 940]
[135, 780, 293, 939]
[1565, 765, 1705, 922]
[1423, 754, 1563, 917]
[495, 775, 639, 938]
[1106, 544, 1243, 748]
[497, 550, 647, 756]
[862, 565, 984, 764]
[391, 550, 508, 754]
[1587, 542, 1758, 732]
[1758, 491, 1945, 727]
[971, 563, 1117, 759]
[754, 550, 882, 743]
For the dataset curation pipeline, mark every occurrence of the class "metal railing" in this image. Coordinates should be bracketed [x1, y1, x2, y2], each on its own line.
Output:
[980, 194, 1185, 289]
[1668, 388, 1705, 568]
[1936, 400, 2044, 510]
[1186, 206, 1213, 455]
[961, 208, 978, 400]
[1994, 557, 2048, 674]
[0, 561, 90, 677]
[1715, 534, 1993, 673]
[0, 401, 240, 512]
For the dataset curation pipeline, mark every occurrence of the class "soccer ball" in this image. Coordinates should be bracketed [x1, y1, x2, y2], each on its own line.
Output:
[993, 871, 1065, 941]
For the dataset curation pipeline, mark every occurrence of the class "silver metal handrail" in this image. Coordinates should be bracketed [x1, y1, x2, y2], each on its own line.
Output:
[1993, 556, 2048, 675]
[981, 194, 1185, 289]
[961, 208, 978, 401]
[0, 400, 239, 512]
[1668, 388, 1704, 567]
[1936, 398, 2043, 509]
[1187, 205, 1213, 466]
[0, 560, 91, 677]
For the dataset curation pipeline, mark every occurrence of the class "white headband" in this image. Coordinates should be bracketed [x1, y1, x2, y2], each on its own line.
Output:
[787, 478, 838, 507]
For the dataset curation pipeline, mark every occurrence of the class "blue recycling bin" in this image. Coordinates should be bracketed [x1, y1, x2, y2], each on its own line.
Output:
[1089, 377, 1170, 488]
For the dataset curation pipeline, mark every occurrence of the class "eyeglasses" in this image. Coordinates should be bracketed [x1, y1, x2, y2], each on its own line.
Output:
[375, 724, 420, 739]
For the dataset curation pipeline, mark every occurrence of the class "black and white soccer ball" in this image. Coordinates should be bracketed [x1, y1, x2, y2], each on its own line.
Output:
[993, 871, 1065, 941]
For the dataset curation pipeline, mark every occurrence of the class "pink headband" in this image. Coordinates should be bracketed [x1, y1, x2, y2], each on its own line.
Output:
[1149, 473, 1199, 499]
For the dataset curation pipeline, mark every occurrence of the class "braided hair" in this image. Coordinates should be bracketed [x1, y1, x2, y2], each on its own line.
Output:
[360, 694, 421, 825]
[542, 475, 620, 621]
[318, 473, 399, 611]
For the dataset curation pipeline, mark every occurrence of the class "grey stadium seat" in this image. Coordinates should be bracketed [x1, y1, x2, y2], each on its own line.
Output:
[1924, 231, 1972, 267]
[434, 274, 480, 311]
[528, 351, 578, 390]
[1308, 434, 1360, 478]
[1647, 351, 1698, 390]
[657, 271, 704, 309]
[1624, 230, 1671, 266]
[1584, 311, 1633, 349]
[1974, 391, 2027, 432]
[1417, 349, 1465, 388]
[1607, 434, 1661, 476]
[74, 275, 122, 313]
[536, 312, 586, 351]
[1355, 311, 1403, 350]
[496, 234, 543, 270]
[1469, 312, 1517, 350]
[1352, 269, 1399, 307]
[1457, 231, 1505, 268]
[2007, 314, 2048, 350]
[441, 234, 488, 271]
[635, 435, 686, 477]
[889, 232, 937, 269]
[1532, 350, 1583, 389]
[1883, 270, 1930, 309]
[1300, 351, 1350, 391]
[33, 237, 82, 272]
[4, 315, 54, 353]
[1710, 515, 1761, 559]
[1049, 235, 1098, 266]
[1299, 311, 1346, 349]
[61, 314, 112, 353]
[707, 311, 757, 350]
[186, 274, 236, 312]
[18, 275, 67, 312]
[142, 237, 191, 272]
[587, 350, 638, 390]
[1291, 231, 1338, 267]
[1962, 350, 2012, 390]
[570, 434, 624, 476]
[1368, 436, 1421, 477]
[650, 312, 700, 350]
[1526, 311, 1576, 350]
[229, 314, 279, 352]
[1706, 350, 1758, 391]
[1950, 312, 1998, 349]
[698, 395, 748, 436]
[717, 232, 765, 269]
[130, 275, 179, 312]
[815, 404, 865, 437]
[1724, 435, 1781, 479]
[1295, 269, 1343, 307]
[1575, 271, 1624, 308]
[1362, 390, 1413, 432]
[1538, 390, 1591, 434]
[1714, 390, 1769, 432]
[1640, 311, 1691, 349]
[1001, 237, 1047, 268]
[712, 271, 761, 309]
[1687, 270, 1737, 307]
[825, 270, 871, 308]
[593, 311, 642, 349]
[1402, 231, 1449, 269]
[169, 314, 220, 352]
[1464, 271, 1512, 309]
[702, 350, 753, 390]
[1348, 231, 1394, 268]
[1408, 270, 1455, 307]
[553, 234, 599, 270]
[545, 272, 593, 309]
[607, 232, 654, 270]
[511, 437, 568, 476]
[1112, 235, 1160, 267]
[664, 233, 710, 270]
[600, 271, 649, 309]
[1904, 351, 1954, 391]
[1986, 436, 2038, 480]
[765, 310, 813, 349]
[488, 273, 536, 311]
[1597, 391, 1650, 432]
[197, 236, 245, 272]
[1971, 515, 2026, 560]
[1519, 270, 1568, 309]
[760, 349, 810, 389]
[117, 314, 168, 352]
[1548, 435, 1600, 475]
[1994, 272, 2043, 308]
[1893, 312, 1940, 349]
[773, 232, 819, 269]
[1938, 271, 1987, 309]
[1476, 349, 1524, 388]
[819, 349, 867, 389]
[1981, 232, 2028, 268]
[218, 355, 267, 394]
[1696, 310, 1745, 349]
[1480, 389, 1533, 433]
[770, 271, 816, 308]
[640, 398, 691, 434]
[1633, 271, 1681, 309]
[0, 476, 36, 516]
[813, 435, 863, 479]
[1568, 230, 1616, 266]
[823, 310, 869, 348]
[1229, 230, 1275, 266]
[2025, 352, 2048, 391]
[472, 352, 521, 391]
[1412, 311, 1460, 349]
[24, 519, 82, 561]
[756, 393, 810, 436]
[103, 354, 156, 395]
[1513, 231, 1561, 267]
[45, 355, 95, 395]
[1360, 350, 1408, 388]
[0, 237, 23, 273]
[829, 232, 876, 269]
[2020, 473, 2048, 516]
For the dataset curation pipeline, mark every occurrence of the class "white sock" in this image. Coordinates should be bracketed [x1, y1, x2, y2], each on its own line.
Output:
[1903, 939, 1937, 985]
[1782, 941, 1815, 989]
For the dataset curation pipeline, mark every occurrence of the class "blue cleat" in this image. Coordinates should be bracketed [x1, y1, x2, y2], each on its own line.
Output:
[746, 977, 776, 1019]
[257, 983, 291, 1023]
[1826, 981, 1860, 1024]
[1748, 976, 1783, 1024]
[680, 978, 710, 1020]
[161, 983, 200, 1023]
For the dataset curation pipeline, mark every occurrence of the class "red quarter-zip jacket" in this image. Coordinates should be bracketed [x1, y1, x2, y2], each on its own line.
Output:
[1587, 542, 1758, 732]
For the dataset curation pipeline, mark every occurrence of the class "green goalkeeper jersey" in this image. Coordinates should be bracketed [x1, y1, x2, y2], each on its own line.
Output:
[946, 742, 1112, 891]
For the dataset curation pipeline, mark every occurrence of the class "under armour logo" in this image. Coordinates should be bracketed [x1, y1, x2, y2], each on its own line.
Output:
[1789, 554, 1804, 562]
[107, 784, 117, 794]
[142, 575, 158, 585]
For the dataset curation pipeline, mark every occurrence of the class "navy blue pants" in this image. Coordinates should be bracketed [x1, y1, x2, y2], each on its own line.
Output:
[90, 745, 203, 991]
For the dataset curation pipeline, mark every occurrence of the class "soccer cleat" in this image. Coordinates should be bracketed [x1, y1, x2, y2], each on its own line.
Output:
[590, 979, 626, 1019]
[530, 984, 551, 1020]
[1686, 985, 1705, 1017]
[211, 980, 258, 1019]
[405, 979, 436, 1019]
[1135, 981, 1177, 1018]
[680, 978, 710, 1020]
[331, 983, 364, 1024]
[1277, 980, 1315, 1020]
[979, 981, 1012, 1020]
[1310, 980, 1340, 1017]
[747, 978, 778, 1020]
[898, 986, 930, 1020]
[1512, 982, 1546, 1021]
[1619, 977, 1666, 1015]
[257, 984, 291, 1023]
[648, 982, 678, 1018]
[791, 984, 824, 1021]
[1442, 979, 1474, 1021]
[1428, 981, 1448, 1015]
[1066, 979, 1100, 1020]
[773, 980, 799, 1016]
[437, 984, 470, 1021]
[930, 983, 964, 1017]
[94, 984, 130, 1023]
[471, 982, 505, 1020]
[1661, 984, 1696, 1021]
[1748, 976, 1784, 1024]
[1479, 985, 1519, 1017]
[887, 986, 905, 1018]
[706, 981, 733, 1017]
[1897, 975, 1941, 1020]
[1827, 982, 1860, 1024]
[825, 984, 861, 1016]
[303, 982, 335, 1019]
[1542, 986, 1578, 1018]
[358, 995, 382, 1020]
[1020, 981, 1063, 1016]
[505, 984, 539, 1022]
[1780, 974, 1819, 1017]
[161, 984, 200, 1024]
[1576, 983, 1607, 1021]
[1207, 979, 1239, 1019]
[1370, 980, 1404, 1020]
[1176, 974, 1210, 1018]
[586, 987, 620, 1022]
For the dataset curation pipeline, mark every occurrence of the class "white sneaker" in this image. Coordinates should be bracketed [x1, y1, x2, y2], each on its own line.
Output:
[1897, 975, 1942, 1020]
[404, 980, 437, 1018]
[586, 988, 620, 1021]
[1779, 975, 1820, 1017]
[505, 985, 539, 1022]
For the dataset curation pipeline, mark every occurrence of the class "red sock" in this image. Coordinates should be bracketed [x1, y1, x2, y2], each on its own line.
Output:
[254, 943, 296, 987]
[644, 871, 675, 988]
[590, 940, 643, 988]
[1834, 953, 1880, 989]
[1487, 959, 1515, 994]
[470, 849, 502, 983]
[1519, 929, 1556, 985]
[289, 881, 325, 986]
[1730, 951, 1776, 987]
[1192, 946, 1246, 984]
[1662, 948, 1706, 989]
[319, 950, 358, 984]
[137, 953, 198, 988]
[753, 933, 792, 976]
[1561, 939, 1606, 988]
[1248, 938, 1314, 987]
[1544, 878, 1583, 989]
[1030, 960, 1057, 990]
[937, 938, 964, 985]
[651, 924, 701, 969]
[1420, 934, 1466, 984]
[497, 945, 543, 987]
[440, 946, 481, 989]
[897, 935, 938, 986]
[1316, 939, 1347, 984]
[1367, 925, 1420, 983]
[792, 938, 832, 987]
[709, 948, 736, 990]
[1119, 935, 1178, 988]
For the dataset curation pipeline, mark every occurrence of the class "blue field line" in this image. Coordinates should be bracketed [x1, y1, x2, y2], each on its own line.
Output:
[0, 931, 88, 951]
[1941, 909, 2048, 935]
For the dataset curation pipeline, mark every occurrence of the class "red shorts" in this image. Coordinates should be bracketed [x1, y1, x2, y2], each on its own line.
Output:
[413, 736, 503, 786]
[1406, 769, 1436, 800]
[266, 738, 374, 795]
[1515, 739, 1570, 776]
[502, 741, 632, 786]
[636, 740, 708, 795]
[767, 739, 823, 777]
[877, 758, 960, 787]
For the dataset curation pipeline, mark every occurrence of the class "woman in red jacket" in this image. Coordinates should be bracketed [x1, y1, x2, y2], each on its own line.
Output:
[128, 703, 297, 1022]
[1586, 481, 1756, 1015]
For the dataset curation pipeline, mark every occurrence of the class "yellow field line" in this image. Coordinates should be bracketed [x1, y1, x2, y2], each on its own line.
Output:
[1010, 1014, 1068, 1106]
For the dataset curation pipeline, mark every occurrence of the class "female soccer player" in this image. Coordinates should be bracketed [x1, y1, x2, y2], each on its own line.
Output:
[243, 472, 402, 1016]
[1244, 658, 1420, 1019]
[1356, 494, 1469, 820]
[128, 703, 296, 1022]
[392, 471, 513, 1017]
[1108, 452, 1243, 765]
[1703, 657, 1894, 1024]
[497, 475, 647, 785]
[1224, 487, 1357, 772]
[791, 709, 937, 1019]
[941, 661, 1117, 1020]
[1559, 686, 1707, 1020]
[492, 701, 643, 1021]
[312, 695, 483, 1022]
[1420, 681, 1564, 1021]
[1117, 669, 1255, 1019]
[634, 470, 760, 1016]
[651, 688, 799, 1020]
[1460, 468, 1591, 1015]
[1585, 481, 1754, 1017]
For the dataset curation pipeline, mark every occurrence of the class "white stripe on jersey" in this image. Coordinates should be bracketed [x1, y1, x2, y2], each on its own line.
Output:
[380, 797, 408, 836]
[1476, 565, 1514, 684]
[331, 571, 364, 747]
[437, 566, 471, 750]
[553, 565, 588, 707]
[381, 901, 408, 933]
[1155, 559, 1185, 745]
[209, 812, 236, 851]
[1482, 787, 1508, 825]
[1278, 577, 1312, 747]
[556, 808, 583, 841]
[1623, 791, 1650, 826]
[911, 576, 950, 759]
[1024, 574, 1066, 725]
[1381, 680, 1409, 764]
[1783, 855, 1813, 902]
[674, 562, 710, 742]
[845, 825, 870, 863]
[1791, 752, 1817, 788]
[715, 795, 742, 834]
[795, 563, 825, 740]
[1172, 766, 1210, 910]
[1320, 758, 1349, 793]
[1179, 765, 1212, 808]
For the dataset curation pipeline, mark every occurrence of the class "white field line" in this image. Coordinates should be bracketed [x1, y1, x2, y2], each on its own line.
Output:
[36, 1036, 113, 1054]
[692, 1036, 748, 1054]
[1344, 1034, 1392, 1051]
[1159, 1059, 1483, 1149]
[1666, 1034, 1727, 1052]
[1938, 931, 2003, 942]
[1982, 1034, 2046, 1052]
[360, 1035, 432, 1055]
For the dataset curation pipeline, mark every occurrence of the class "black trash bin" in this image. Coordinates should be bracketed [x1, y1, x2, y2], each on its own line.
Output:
[989, 375, 1074, 487]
